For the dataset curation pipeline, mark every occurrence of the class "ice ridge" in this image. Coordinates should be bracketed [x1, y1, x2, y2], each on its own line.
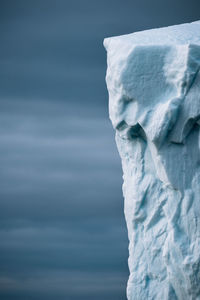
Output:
[104, 21, 200, 300]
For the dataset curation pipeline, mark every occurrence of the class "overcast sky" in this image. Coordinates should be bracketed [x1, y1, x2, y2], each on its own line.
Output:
[1, 1, 200, 299]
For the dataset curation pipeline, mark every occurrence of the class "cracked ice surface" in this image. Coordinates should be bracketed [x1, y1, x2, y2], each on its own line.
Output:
[104, 21, 200, 300]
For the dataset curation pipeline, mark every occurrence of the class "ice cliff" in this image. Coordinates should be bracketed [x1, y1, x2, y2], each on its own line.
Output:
[104, 21, 200, 300]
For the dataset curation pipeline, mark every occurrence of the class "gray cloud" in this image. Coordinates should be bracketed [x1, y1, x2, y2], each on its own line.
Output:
[0, 270, 127, 300]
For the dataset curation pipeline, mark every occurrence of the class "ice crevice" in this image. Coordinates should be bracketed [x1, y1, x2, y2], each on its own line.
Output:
[104, 21, 200, 299]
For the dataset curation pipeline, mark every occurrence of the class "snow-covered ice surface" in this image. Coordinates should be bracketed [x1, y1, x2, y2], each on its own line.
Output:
[104, 21, 200, 300]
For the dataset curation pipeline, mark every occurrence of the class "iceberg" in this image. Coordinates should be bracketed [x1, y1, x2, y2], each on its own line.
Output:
[104, 21, 200, 299]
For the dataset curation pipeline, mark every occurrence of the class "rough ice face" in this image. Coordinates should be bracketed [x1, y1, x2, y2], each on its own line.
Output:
[104, 21, 200, 300]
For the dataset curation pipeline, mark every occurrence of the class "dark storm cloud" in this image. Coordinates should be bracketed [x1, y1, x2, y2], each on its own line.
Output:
[1, 0, 200, 299]
[0, 94, 127, 299]
[0, 223, 127, 271]
[0, 270, 126, 300]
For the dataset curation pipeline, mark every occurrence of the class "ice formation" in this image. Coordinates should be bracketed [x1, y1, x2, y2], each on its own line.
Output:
[104, 21, 200, 300]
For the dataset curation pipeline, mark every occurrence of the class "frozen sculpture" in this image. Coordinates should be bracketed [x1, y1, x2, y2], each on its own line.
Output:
[104, 21, 200, 299]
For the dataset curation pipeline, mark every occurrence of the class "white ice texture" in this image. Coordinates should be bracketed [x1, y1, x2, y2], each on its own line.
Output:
[104, 21, 200, 300]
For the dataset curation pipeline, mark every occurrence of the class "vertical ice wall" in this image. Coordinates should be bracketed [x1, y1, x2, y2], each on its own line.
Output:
[104, 21, 200, 300]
